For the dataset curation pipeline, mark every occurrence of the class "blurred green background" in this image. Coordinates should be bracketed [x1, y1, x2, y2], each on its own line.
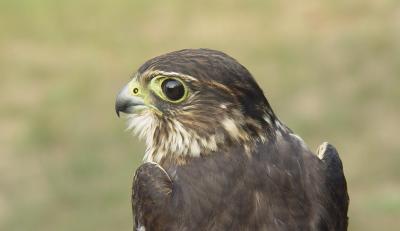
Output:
[1, 0, 399, 230]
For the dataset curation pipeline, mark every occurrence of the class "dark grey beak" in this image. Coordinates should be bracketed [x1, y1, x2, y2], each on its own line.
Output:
[115, 84, 145, 117]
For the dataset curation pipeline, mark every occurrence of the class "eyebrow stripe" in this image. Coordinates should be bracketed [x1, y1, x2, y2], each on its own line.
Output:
[141, 70, 199, 82]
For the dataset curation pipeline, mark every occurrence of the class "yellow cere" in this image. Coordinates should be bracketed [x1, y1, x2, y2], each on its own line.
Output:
[128, 80, 142, 96]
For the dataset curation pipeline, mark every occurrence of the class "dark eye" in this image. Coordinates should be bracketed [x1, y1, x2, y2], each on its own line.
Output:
[161, 79, 185, 101]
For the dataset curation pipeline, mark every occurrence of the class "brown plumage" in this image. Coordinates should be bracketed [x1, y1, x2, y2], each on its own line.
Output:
[115, 49, 349, 231]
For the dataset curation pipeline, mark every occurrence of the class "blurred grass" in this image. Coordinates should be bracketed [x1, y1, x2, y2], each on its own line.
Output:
[0, 0, 399, 230]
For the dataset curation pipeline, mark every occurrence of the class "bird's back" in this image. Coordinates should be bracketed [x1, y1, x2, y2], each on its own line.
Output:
[145, 134, 347, 231]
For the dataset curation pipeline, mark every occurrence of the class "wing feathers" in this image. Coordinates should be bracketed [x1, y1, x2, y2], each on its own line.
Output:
[132, 162, 173, 231]
[317, 142, 349, 230]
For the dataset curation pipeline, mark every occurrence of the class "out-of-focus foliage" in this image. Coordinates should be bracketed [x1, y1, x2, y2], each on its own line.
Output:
[0, 0, 399, 230]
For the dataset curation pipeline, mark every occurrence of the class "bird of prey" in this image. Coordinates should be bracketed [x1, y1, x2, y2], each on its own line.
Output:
[115, 49, 349, 231]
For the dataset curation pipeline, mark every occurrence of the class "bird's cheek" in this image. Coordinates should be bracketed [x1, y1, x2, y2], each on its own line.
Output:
[143, 96, 164, 116]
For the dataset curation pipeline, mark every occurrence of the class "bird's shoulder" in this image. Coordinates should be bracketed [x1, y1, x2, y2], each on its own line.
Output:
[132, 162, 174, 230]
[133, 161, 173, 194]
[317, 142, 349, 220]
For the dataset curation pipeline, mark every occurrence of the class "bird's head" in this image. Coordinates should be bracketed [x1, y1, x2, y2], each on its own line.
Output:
[116, 49, 277, 163]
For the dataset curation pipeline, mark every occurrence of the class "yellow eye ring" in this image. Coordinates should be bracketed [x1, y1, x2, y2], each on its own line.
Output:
[149, 76, 189, 103]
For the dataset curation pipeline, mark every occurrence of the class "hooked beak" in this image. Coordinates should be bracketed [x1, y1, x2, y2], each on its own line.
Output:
[115, 84, 146, 117]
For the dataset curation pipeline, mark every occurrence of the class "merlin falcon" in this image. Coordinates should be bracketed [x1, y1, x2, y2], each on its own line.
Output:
[115, 49, 349, 231]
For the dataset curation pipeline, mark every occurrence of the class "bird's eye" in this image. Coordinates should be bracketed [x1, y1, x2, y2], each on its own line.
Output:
[149, 76, 189, 103]
[161, 79, 186, 101]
